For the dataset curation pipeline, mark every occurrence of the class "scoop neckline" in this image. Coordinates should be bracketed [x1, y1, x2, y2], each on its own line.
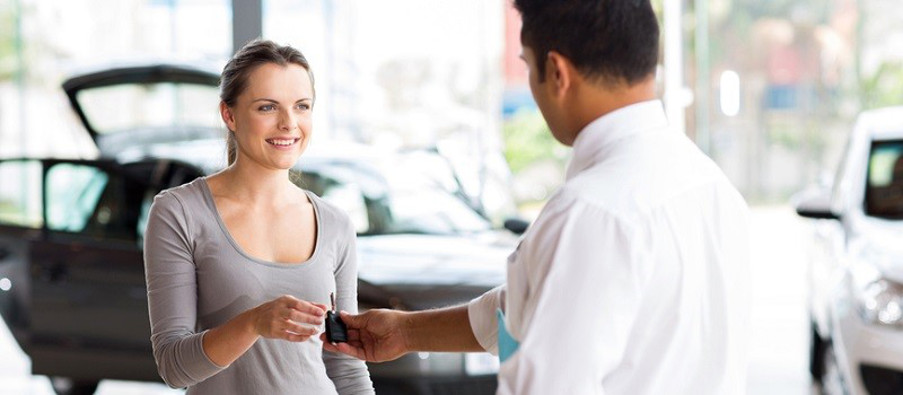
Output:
[197, 177, 322, 268]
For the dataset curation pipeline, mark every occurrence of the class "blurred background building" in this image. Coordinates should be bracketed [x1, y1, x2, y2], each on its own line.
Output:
[3, 1, 903, 393]
[4, 0, 902, 207]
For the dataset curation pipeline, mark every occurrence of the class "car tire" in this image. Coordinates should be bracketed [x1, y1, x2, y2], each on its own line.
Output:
[50, 377, 99, 395]
[810, 321, 829, 381]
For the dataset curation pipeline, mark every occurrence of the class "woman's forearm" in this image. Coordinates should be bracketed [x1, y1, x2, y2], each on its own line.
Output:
[201, 308, 260, 367]
[200, 296, 325, 367]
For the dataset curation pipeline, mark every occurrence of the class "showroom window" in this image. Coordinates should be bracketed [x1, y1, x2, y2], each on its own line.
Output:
[0, 160, 43, 228]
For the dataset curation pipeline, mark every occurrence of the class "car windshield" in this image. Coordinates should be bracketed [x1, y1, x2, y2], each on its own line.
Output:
[77, 82, 222, 135]
[865, 139, 903, 219]
[302, 155, 491, 236]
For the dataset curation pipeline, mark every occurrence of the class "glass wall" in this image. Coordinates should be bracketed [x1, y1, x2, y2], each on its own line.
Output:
[263, 0, 513, 221]
[0, 0, 231, 159]
[500, 0, 903, 206]
[5, 0, 903, 207]
[686, 0, 883, 203]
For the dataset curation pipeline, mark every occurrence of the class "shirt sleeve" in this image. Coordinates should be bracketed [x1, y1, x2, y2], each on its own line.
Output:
[323, 217, 375, 395]
[497, 199, 653, 395]
[467, 285, 505, 355]
[144, 192, 226, 389]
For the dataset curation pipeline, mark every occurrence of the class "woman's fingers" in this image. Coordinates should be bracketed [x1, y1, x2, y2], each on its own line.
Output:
[284, 331, 316, 342]
[286, 307, 324, 326]
[282, 319, 313, 334]
[281, 296, 326, 317]
[282, 320, 319, 340]
[254, 295, 332, 342]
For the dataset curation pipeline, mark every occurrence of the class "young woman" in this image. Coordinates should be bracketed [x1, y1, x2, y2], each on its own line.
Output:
[143, 40, 373, 394]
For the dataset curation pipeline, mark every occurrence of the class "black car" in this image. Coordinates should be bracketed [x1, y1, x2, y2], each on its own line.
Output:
[0, 64, 521, 395]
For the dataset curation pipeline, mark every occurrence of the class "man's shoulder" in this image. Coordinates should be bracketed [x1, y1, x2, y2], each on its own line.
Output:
[541, 182, 640, 228]
[561, 133, 740, 222]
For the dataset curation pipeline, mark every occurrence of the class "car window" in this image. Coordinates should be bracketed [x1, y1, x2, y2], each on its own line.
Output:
[386, 187, 489, 234]
[77, 82, 221, 135]
[46, 164, 110, 233]
[322, 182, 371, 234]
[0, 160, 43, 228]
[46, 163, 145, 242]
[299, 163, 491, 236]
[380, 156, 490, 234]
[865, 139, 903, 219]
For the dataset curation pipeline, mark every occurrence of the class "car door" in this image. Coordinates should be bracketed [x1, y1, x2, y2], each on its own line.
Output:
[0, 159, 44, 339]
[807, 133, 861, 336]
[27, 159, 160, 381]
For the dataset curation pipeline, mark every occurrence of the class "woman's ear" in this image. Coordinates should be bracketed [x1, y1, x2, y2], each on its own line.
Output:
[545, 51, 573, 100]
[220, 101, 236, 132]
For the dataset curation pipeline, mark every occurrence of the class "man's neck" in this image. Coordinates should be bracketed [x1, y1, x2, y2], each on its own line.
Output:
[567, 77, 657, 142]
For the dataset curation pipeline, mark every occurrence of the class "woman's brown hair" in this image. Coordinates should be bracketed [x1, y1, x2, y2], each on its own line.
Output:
[220, 40, 315, 165]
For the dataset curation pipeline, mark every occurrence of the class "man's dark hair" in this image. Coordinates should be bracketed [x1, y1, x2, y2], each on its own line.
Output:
[514, 0, 660, 86]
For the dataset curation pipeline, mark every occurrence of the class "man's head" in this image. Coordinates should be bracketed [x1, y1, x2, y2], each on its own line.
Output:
[515, 0, 659, 86]
[514, 0, 660, 145]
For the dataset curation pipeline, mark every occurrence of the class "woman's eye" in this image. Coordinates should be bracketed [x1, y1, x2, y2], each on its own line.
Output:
[259, 104, 275, 112]
[296, 103, 310, 110]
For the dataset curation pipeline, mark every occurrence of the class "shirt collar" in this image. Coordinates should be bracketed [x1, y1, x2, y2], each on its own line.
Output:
[565, 99, 669, 180]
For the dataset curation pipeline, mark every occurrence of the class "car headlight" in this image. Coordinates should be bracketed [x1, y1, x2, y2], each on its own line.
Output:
[856, 278, 903, 327]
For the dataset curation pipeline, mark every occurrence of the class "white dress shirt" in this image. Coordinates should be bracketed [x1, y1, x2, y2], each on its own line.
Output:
[468, 100, 750, 394]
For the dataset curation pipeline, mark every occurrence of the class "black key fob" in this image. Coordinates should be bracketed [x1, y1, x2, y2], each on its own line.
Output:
[326, 310, 348, 343]
[326, 292, 348, 343]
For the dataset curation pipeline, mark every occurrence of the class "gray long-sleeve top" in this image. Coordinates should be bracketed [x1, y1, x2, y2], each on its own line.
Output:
[143, 178, 373, 394]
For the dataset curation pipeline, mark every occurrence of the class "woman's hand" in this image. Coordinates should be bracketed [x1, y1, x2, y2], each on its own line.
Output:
[252, 295, 327, 342]
[202, 295, 328, 367]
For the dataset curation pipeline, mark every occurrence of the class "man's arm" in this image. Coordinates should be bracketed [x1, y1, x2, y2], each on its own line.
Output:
[402, 305, 484, 352]
[496, 201, 651, 394]
[322, 304, 484, 362]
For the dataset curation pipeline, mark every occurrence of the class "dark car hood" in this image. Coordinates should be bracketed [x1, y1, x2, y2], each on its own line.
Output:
[356, 232, 515, 310]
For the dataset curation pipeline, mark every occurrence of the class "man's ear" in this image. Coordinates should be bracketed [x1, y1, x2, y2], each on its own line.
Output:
[546, 51, 573, 99]
[220, 101, 236, 132]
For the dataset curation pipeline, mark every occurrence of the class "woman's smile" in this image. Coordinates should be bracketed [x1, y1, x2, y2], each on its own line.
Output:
[266, 137, 301, 149]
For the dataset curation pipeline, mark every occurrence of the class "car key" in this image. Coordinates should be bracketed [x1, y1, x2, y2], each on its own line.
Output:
[325, 292, 348, 343]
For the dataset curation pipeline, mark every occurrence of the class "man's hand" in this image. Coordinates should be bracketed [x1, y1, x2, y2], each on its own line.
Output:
[322, 304, 484, 361]
[321, 309, 410, 362]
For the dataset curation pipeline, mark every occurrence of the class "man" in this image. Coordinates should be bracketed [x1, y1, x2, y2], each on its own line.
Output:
[323, 1, 749, 393]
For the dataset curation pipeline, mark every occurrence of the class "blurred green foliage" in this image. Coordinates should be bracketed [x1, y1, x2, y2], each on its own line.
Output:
[503, 109, 564, 174]
[862, 61, 903, 110]
[0, 3, 16, 81]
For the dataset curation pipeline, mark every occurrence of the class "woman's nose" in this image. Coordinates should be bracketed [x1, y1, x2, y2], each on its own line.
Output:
[279, 111, 296, 131]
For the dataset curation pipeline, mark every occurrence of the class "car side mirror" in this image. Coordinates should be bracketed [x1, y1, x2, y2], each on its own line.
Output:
[504, 217, 530, 235]
[792, 188, 840, 220]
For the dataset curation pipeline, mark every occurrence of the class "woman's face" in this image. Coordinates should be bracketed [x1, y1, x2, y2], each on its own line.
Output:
[222, 62, 314, 171]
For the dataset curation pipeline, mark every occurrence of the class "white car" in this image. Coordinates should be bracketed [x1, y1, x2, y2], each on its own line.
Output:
[795, 106, 903, 395]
